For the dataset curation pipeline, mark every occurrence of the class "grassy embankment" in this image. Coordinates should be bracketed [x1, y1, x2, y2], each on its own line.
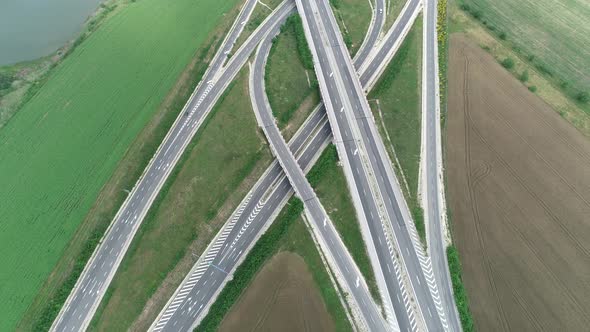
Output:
[450, 0, 590, 135]
[265, 14, 320, 140]
[0, 0, 121, 130]
[88, 67, 273, 331]
[197, 160, 356, 332]
[447, 246, 474, 331]
[329, 0, 372, 56]
[12, 0, 243, 331]
[368, 17, 426, 242]
[439, 0, 476, 330]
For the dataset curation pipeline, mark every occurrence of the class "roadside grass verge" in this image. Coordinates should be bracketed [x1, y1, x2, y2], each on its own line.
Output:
[447, 246, 475, 332]
[197, 198, 353, 332]
[368, 17, 426, 243]
[265, 14, 320, 139]
[329, 0, 372, 56]
[308, 145, 383, 307]
[449, 0, 590, 135]
[15, 1, 244, 330]
[88, 68, 272, 331]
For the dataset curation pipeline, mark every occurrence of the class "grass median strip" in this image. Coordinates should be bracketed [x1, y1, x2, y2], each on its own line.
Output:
[368, 17, 426, 243]
[197, 197, 353, 331]
[265, 14, 320, 140]
[87, 68, 272, 331]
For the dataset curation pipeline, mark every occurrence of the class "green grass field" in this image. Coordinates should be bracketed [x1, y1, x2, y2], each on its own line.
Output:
[0, 0, 239, 329]
[368, 17, 425, 241]
[88, 68, 271, 331]
[265, 15, 320, 139]
[459, 0, 590, 102]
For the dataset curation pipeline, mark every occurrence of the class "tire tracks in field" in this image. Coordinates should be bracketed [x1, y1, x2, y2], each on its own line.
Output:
[459, 51, 512, 332]
[490, 196, 590, 328]
[485, 103, 590, 209]
[460, 47, 590, 260]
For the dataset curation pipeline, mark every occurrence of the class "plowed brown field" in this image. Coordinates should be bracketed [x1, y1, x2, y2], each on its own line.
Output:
[218, 251, 335, 332]
[446, 34, 590, 331]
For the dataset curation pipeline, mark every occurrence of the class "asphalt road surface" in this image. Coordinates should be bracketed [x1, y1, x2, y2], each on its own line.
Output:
[50, 2, 295, 331]
[251, 33, 390, 331]
[296, 0, 448, 330]
[422, 0, 462, 330]
[151, 1, 432, 330]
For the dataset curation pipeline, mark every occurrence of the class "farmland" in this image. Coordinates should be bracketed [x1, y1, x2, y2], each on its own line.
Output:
[458, 0, 590, 100]
[0, 0, 239, 329]
[450, 0, 590, 135]
[446, 35, 590, 331]
[218, 252, 334, 331]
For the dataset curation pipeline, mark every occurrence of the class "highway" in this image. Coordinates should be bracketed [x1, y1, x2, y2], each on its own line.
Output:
[150, 1, 429, 330]
[50, 1, 295, 331]
[250, 32, 390, 331]
[421, 0, 462, 330]
[296, 0, 448, 330]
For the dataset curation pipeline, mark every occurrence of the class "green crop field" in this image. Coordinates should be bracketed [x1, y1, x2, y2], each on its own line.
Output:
[460, 0, 590, 98]
[0, 0, 239, 329]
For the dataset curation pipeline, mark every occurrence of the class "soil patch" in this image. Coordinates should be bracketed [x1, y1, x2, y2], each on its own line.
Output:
[446, 34, 590, 331]
[218, 251, 335, 332]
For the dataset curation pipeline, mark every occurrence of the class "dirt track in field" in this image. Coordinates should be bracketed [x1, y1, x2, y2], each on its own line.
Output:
[218, 251, 335, 332]
[446, 34, 590, 332]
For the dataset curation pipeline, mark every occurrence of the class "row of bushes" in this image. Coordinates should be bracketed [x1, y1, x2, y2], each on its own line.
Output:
[437, 0, 448, 126]
[195, 198, 304, 331]
[459, 1, 589, 104]
[447, 245, 475, 332]
[437, 2, 475, 331]
[283, 15, 314, 70]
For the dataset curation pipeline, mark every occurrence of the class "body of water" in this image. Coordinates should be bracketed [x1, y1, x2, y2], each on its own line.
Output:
[0, 0, 104, 66]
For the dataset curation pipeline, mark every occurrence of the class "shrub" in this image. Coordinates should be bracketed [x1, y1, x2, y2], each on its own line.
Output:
[528, 85, 537, 92]
[501, 57, 514, 69]
[519, 70, 529, 82]
[283, 15, 314, 70]
[498, 31, 507, 40]
[576, 91, 590, 103]
[0, 72, 14, 90]
[447, 246, 475, 332]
